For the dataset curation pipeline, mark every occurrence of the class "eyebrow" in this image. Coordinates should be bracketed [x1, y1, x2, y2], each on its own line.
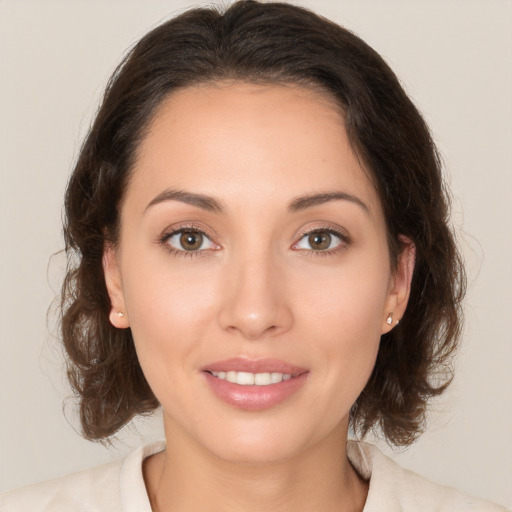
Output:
[144, 189, 225, 213]
[288, 192, 369, 214]
[144, 188, 369, 215]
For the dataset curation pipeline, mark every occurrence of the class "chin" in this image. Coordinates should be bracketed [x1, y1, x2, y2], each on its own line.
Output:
[198, 413, 346, 466]
[211, 435, 305, 465]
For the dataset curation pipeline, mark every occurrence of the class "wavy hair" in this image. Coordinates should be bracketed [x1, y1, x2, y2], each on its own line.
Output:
[61, 0, 465, 445]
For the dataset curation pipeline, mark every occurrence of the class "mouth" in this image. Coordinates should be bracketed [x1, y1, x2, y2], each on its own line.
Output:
[201, 358, 309, 410]
[206, 370, 295, 386]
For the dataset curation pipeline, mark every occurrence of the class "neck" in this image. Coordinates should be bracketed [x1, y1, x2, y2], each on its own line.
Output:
[144, 420, 368, 512]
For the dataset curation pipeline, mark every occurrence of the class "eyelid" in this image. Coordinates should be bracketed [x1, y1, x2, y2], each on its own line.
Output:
[292, 223, 351, 251]
[158, 223, 221, 255]
[157, 221, 350, 257]
[295, 222, 350, 240]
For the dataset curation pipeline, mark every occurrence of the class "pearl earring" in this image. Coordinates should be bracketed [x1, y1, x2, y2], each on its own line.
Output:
[116, 311, 125, 318]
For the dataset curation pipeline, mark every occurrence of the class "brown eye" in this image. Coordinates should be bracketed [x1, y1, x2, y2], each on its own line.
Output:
[180, 231, 203, 251]
[294, 229, 344, 252]
[308, 232, 332, 251]
[165, 229, 215, 253]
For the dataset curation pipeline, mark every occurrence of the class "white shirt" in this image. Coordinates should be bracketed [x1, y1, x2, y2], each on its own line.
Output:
[0, 441, 508, 511]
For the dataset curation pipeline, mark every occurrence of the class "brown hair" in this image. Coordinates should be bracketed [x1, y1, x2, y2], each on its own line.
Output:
[61, 0, 465, 446]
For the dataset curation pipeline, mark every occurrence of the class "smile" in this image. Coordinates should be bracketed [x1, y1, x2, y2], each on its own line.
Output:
[208, 371, 293, 386]
[202, 358, 309, 410]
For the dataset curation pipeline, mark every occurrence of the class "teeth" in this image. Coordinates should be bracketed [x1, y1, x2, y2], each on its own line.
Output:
[270, 372, 283, 384]
[237, 371, 255, 385]
[255, 373, 270, 385]
[209, 371, 293, 385]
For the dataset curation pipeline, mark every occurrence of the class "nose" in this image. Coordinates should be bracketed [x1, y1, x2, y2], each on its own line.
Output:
[217, 251, 293, 340]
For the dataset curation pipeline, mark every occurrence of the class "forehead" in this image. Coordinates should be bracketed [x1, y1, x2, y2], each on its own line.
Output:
[127, 82, 382, 218]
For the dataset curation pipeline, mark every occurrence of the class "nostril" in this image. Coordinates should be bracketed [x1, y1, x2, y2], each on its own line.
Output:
[225, 322, 278, 340]
[217, 279, 294, 339]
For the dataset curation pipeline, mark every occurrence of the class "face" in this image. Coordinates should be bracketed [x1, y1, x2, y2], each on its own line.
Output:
[104, 82, 413, 464]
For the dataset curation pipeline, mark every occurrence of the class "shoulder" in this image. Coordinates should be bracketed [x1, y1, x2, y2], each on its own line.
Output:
[0, 442, 165, 512]
[0, 458, 123, 512]
[347, 440, 510, 512]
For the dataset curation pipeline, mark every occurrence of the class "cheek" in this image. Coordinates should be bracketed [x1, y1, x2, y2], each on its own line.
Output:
[296, 253, 390, 336]
[122, 242, 221, 327]
[119, 252, 222, 389]
[292, 254, 390, 391]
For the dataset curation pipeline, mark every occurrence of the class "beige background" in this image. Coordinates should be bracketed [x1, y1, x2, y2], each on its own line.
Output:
[1, 0, 511, 507]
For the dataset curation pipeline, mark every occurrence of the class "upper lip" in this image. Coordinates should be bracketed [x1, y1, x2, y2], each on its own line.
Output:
[201, 357, 308, 375]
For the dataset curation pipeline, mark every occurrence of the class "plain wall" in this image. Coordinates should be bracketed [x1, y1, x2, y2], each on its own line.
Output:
[1, 0, 511, 507]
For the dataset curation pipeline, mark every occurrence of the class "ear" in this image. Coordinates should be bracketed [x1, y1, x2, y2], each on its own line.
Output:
[103, 244, 130, 329]
[381, 235, 416, 334]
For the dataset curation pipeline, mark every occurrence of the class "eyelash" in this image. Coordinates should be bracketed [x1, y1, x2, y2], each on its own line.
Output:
[159, 224, 218, 259]
[294, 226, 351, 257]
[158, 224, 350, 259]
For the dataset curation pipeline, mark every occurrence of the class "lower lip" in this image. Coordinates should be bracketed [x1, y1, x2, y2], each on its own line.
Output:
[203, 372, 309, 411]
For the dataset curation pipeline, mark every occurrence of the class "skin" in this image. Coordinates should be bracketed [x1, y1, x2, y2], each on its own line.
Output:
[103, 82, 415, 512]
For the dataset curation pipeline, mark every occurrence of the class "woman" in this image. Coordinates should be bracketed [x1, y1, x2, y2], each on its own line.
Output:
[1, 1, 508, 510]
